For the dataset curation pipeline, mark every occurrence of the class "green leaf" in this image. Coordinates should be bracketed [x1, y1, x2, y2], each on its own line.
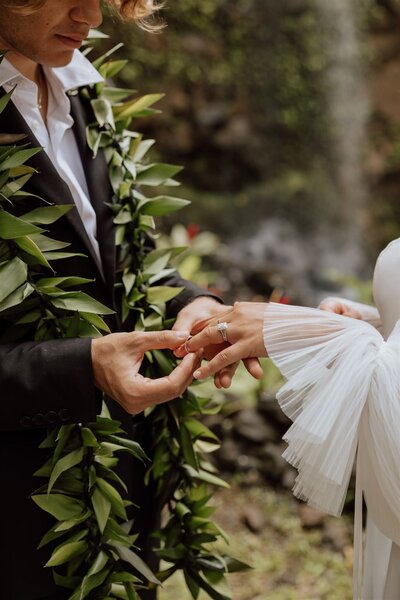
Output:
[45, 540, 88, 567]
[22, 204, 73, 224]
[185, 418, 219, 442]
[30, 233, 70, 252]
[184, 571, 200, 600]
[81, 427, 99, 447]
[135, 164, 182, 186]
[124, 582, 139, 600]
[0, 87, 15, 114]
[224, 556, 251, 573]
[180, 424, 199, 471]
[140, 196, 190, 217]
[48, 291, 115, 314]
[0, 281, 33, 312]
[143, 249, 171, 275]
[102, 86, 136, 103]
[91, 98, 115, 129]
[0, 147, 42, 171]
[111, 543, 160, 585]
[113, 93, 164, 120]
[32, 494, 85, 520]
[48, 447, 84, 493]
[0, 210, 44, 238]
[146, 286, 183, 304]
[91, 486, 111, 534]
[96, 477, 127, 520]
[183, 466, 230, 489]
[107, 435, 148, 462]
[0, 256, 27, 303]
[14, 236, 51, 268]
[81, 567, 110, 598]
[36, 276, 94, 289]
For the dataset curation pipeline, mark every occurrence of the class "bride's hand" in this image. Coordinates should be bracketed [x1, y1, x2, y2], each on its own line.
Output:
[319, 297, 362, 319]
[176, 302, 267, 384]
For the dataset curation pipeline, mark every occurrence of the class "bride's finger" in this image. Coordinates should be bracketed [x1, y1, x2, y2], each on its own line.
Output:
[191, 307, 233, 335]
[185, 323, 233, 353]
[194, 346, 241, 380]
[243, 357, 264, 380]
[216, 362, 239, 389]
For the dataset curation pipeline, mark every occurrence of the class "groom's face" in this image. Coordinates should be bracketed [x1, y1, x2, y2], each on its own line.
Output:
[0, 0, 103, 67]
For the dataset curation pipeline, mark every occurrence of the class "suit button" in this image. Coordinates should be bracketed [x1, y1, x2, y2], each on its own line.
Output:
[20, 415, 32, 428]
[45, 411, 58, 424]
[58, 408, 71, 422]
[32, 413, 45, 426]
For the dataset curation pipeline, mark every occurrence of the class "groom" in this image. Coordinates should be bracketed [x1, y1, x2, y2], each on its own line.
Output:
[0, 1, 228, 598]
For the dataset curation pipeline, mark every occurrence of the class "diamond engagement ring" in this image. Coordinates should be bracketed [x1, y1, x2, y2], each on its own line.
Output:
[217, 321, 229, 343]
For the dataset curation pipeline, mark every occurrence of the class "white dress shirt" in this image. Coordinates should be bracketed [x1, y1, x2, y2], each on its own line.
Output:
[0, 50, 104, 266]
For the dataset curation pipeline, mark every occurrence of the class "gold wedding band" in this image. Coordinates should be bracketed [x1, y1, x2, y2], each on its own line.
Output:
[184, 335, 193, 353]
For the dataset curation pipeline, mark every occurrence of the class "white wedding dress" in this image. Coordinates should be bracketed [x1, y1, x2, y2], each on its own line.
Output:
[262, 238, 400, 600]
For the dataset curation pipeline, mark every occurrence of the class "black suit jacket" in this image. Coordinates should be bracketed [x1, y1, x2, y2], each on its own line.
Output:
[0, 89, 217, 599]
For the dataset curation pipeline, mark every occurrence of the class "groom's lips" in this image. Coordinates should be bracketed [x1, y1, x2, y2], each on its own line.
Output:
[55, 33, 87, 49]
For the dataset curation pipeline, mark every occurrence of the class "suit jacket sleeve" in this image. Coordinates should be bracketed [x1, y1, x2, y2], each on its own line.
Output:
[0, 337, 99, 432]
[163, 269, 223, 318]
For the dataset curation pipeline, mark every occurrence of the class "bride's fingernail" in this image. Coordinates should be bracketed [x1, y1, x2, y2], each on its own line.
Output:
[194, 370, 202, 379]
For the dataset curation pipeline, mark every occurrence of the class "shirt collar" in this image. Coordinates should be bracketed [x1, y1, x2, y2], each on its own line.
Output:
[0, 49, 103, 91]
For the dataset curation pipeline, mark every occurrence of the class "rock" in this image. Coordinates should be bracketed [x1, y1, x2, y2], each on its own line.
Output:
[234, 409, 277, 444]
[298, 504, 326, 529]
[322, 521, 350, 552]
[258, 392, 291, 430]
[237, 453, 262, 471]
[242, 504, 266, 533]
[281, 467, 297, 490]
[217, 437, 241, 470]
[257, 443, 288, 481]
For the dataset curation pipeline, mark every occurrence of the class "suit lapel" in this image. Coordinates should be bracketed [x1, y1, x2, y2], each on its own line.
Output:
[0, 88, 108, 284]
[69, 93, 116, 298]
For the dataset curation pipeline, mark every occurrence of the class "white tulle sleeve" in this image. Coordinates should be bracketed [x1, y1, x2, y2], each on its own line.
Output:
[262, 302, 388, 517]
[319, 296, 383, 333]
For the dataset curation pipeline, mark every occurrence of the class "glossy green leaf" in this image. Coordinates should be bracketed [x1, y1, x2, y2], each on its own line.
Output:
[0, 210, 43, 238]
[14, 236, 51, 268]
[140, 196, 190, 217]
[135, 164, 182, 186]
[96, 477, 127, 520]
[0, 147, 41, 171]
[183, 466, 230, 489]
[0, 281, 33, 312]
[146, 286, 183, 304]
[45, 540, 88, 567]
[0, 256, 27, 303]
[48, 447, 84, 493]
[48, 291, 115, 315]
[32, 494, 85, 521]
[111, 543, 160, 585]
[113, 93, 164, 120]
[91, 487, 111, 534]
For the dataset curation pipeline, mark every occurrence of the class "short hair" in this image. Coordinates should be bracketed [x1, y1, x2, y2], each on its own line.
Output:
[4, 0, 163, 28]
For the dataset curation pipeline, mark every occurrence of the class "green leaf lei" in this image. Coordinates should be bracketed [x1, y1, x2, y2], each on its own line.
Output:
[0, 46, 247, 600]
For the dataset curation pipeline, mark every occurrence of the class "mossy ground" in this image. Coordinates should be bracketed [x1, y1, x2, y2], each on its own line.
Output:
[160, 485, 353, 600]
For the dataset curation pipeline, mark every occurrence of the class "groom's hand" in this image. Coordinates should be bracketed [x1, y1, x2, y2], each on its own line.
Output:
[91, 330, 201, 415]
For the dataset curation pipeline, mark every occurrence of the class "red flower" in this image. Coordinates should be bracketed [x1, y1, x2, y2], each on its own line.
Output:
[187, 223, 200, 240]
